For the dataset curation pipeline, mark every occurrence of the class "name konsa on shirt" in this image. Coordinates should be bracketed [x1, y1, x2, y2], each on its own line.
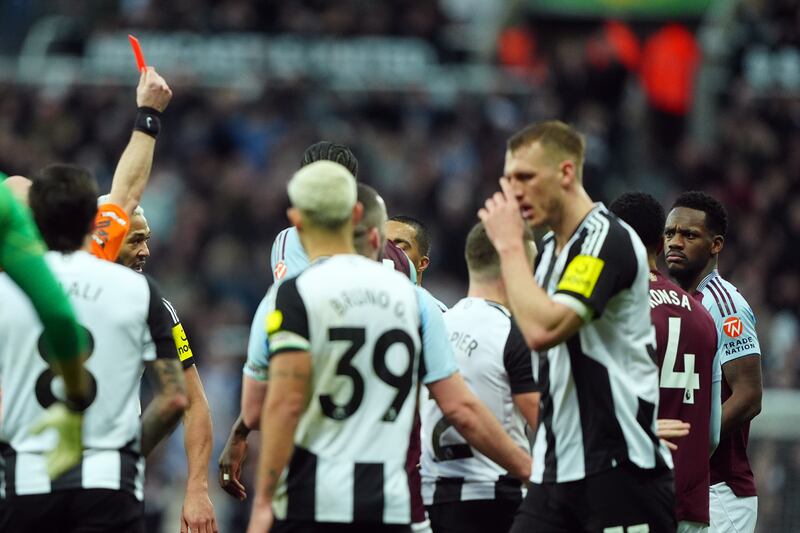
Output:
[649, 288, 693, 311]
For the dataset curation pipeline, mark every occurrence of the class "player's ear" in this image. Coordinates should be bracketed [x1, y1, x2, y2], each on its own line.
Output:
[287, 207, 303, 230]
[351, 202, 364, 226]
[368, 227, 380, 252]
[559, 160, 577, 188]
[711, 234, 724, 255]
[419, 255, 430, 273]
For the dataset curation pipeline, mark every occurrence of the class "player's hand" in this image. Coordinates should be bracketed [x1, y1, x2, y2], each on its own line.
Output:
[478, 177, 526, 253]
[218, 431, 248, 500]
[29, 403, 83, 479]
[181, 486, 218, 533]
[657, 418, 690, 451]
[136, 67, 172, 112]
[246, 496, 274, 533]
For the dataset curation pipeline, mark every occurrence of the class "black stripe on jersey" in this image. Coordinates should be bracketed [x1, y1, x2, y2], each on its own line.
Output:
[161, 298, 180, 326]
[432, 477, 463, 504]
[494, 475, 523, 502]
[566, 336, 629, 474]
[538, 353, 558, 483]
[539, 239, 561, 290]
[51, 459, 82, 492]
[504, 321, 537, 394]
[635, 398, 668, 472]
[119, 439, 139, 496]
[286, 446, 317, 521]
[705, 281, 729, 317]
[280, 230, 289, 260]
[144, 275, 176, 360]
[353, 463, 384, 522]
[0, 442, 16, 497]
[711, 279, 737, 314]
[271, 277, 310, 358]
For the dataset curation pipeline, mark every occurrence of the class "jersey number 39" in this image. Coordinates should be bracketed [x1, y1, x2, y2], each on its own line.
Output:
[659, 317, 700, 404]
[321, 327, 415, 422]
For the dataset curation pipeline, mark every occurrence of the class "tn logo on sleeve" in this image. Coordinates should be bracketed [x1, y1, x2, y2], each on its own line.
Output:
[723, 316, 743, 338]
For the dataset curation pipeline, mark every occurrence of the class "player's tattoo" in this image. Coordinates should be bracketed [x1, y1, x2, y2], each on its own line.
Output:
[141, 359, 187, 455]
[270, 366, 310, 383]
[233, 414, 251, 438]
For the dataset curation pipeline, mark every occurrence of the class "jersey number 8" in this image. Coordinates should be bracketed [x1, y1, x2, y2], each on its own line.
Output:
[321, 327, 415, 422]
[35, 325, 98, 409]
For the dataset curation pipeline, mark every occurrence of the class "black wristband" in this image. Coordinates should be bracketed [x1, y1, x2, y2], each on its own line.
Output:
[133, 106, 162, 138]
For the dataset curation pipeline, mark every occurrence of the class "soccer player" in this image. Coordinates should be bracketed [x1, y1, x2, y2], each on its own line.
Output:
[479, 121, 675, 532]
[221, 183, 439, 531]
[612, 192, 720, 533]
[114, 202, 218, 533]
[271, 141, 417, 284]
[664, 192, 762, 533]
[386, 215, 432, 285]
[246, 161, 531, 533]
[0, 164, 187, 532]
[421, 222, 540, 533]
[0, 181, 90, 477]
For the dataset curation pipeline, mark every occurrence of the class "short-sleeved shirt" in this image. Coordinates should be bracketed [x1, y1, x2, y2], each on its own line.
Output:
[697, 270, 761, 497]
[421, 298, 534, 505]
[266, 254, 457, 525]
[161, 299, 196, 369]
[90, 203, 129, 262]
[650, 271, 717, 524]
[531, 203, 670, 484]
[270, 226, 417, 284]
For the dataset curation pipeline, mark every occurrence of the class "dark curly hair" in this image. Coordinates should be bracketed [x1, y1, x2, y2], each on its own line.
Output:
[671, 191, 728, 238]
[301, 141, 359, 179]
[609, 192, 665, 252]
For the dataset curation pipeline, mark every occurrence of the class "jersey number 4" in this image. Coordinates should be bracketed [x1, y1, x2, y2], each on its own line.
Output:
[659, 317, 700, 404]
[321, 327, 414, 422]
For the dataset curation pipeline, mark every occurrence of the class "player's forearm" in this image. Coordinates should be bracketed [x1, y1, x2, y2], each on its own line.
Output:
[241, 376, 268, 430]
[255, 394, 303, 502]
[107, 131, 156, 215]
[141, 392, 187, 456]
[183, 367, 214, 489]
[498, 245, 569, 349]
[446, 395, 531, 481]
[720, 388, 762, 438]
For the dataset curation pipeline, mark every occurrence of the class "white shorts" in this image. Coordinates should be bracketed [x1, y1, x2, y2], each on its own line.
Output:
[678, 520, 709, 533]
[709, 482, 757, 533]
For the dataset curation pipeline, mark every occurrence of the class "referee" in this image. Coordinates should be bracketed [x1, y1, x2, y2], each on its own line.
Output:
[479, 121, 675, 532]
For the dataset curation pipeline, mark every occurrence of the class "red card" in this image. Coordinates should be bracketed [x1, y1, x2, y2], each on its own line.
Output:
[128, 34, 147, 72]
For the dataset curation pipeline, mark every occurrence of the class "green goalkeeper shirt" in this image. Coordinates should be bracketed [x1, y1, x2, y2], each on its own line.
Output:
[0, 182, 86, 361]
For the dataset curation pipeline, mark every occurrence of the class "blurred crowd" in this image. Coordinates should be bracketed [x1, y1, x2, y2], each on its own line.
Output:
[1, 0, 799, 531]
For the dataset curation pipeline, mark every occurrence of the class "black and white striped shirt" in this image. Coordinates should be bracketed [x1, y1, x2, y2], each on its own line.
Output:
[0, 251, 174, 499]
[421, 298, 535, 505]
[266, 255, 457, 525]
[531, 204, 671, 484]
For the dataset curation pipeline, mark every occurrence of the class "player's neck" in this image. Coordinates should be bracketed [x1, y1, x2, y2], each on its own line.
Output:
[673, 260, 717, 293]
[80, 235, 92, 253]
[467, 279, 509, 308]
[301, 231, 357, 261]
[553, 188, 595, 252]
[647, 253, 658, 271]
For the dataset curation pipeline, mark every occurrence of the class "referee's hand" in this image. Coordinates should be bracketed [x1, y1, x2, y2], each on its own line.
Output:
[29, 403, 83, 480]
[136, 67, 172, 113]
[478, 177, 525, 253]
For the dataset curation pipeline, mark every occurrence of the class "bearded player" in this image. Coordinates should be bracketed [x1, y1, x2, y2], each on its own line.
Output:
[664, 192, 762, 533]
